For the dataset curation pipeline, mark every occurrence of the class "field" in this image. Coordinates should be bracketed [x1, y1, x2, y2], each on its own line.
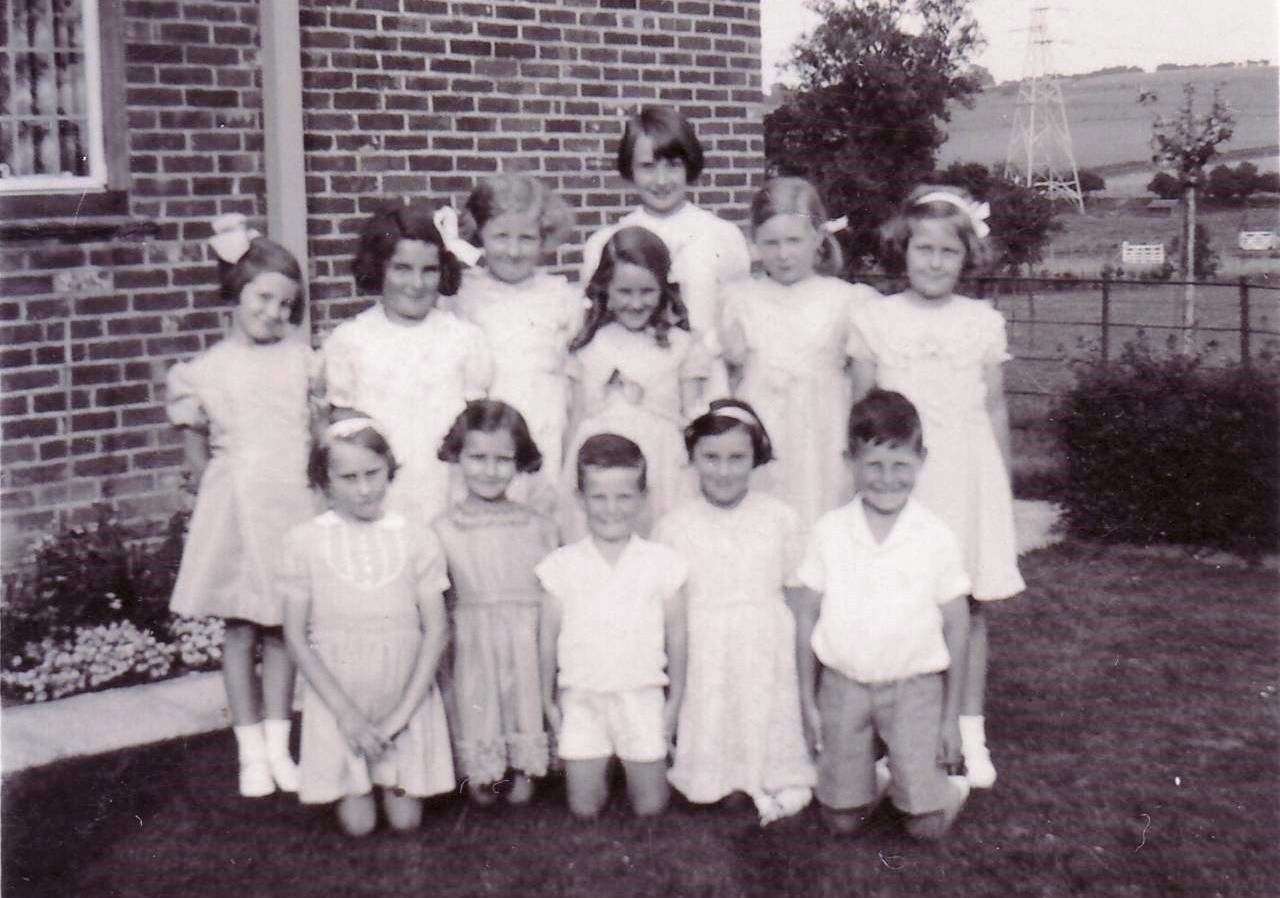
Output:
[939, 65, 1279, 186]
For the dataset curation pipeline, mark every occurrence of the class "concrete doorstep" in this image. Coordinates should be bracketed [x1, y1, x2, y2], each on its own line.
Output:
[1, 501, 1064, 777]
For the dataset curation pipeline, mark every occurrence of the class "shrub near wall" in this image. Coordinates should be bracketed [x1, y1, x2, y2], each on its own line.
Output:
[1058, 344, 1279, 557]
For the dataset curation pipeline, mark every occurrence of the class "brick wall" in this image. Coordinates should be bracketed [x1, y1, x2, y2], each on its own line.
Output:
[0, 0, 764, 565]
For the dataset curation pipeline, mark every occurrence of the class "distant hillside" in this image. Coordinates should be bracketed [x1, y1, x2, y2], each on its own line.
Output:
[939, 65, 1279, 173]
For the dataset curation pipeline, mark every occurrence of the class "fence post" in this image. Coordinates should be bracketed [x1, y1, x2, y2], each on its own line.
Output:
[1239, 277, 1251, 368]
[1100, 273, 1111, 362]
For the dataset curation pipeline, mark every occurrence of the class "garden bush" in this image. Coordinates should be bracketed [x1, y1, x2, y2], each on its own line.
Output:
[1058, 342, 1278, 557]
[1, 506, 223, 703]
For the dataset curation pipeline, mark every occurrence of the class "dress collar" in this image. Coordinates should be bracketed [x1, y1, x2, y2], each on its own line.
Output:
[316, 509, 405, 530]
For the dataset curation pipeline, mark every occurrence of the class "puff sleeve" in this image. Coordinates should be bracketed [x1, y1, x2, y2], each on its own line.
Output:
[320, 326, 361, 411]
[979, 303, 1013, 366]
[410, 528, 452, 599]
[165, 360, 208, 430]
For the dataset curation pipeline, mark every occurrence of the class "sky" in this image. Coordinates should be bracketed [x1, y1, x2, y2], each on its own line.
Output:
[761, 0, 1280, 88]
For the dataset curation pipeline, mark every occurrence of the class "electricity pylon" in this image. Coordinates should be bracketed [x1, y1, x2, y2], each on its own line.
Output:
[1004, 5, 1085, 212]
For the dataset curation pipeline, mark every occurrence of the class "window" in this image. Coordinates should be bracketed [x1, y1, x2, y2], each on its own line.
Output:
[0, 0, 127, 218]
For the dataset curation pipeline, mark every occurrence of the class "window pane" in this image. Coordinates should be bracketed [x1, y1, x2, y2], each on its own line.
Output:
[56, 51, 82, 116]
[58, 117, 86, 175]
[0, 122, 13, 178]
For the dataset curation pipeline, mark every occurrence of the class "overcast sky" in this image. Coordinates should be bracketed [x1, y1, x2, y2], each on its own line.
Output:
[761, 0, 1280, 87]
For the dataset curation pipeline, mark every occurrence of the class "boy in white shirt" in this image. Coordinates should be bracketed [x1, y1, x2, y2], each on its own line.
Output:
[537, 433, 689, 818]
[794, 389, 971, 840]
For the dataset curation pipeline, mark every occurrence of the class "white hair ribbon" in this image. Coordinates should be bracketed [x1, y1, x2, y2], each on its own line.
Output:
[914, 191, 991, 239]
[208, 212, 261, 263]
[710, 404, 762, 429]
[326, 417, 384, 441]
[432, 206, 483, 267]
[822, 216, 849, 234]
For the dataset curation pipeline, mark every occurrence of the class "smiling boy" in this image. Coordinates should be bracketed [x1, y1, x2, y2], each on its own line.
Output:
[793, 389, 972, 840]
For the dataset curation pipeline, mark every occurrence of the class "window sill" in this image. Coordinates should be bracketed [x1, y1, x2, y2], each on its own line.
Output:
[0, 215, 160, 243]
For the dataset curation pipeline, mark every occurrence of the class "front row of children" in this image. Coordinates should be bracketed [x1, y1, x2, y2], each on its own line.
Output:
[280, 390, 971, 841]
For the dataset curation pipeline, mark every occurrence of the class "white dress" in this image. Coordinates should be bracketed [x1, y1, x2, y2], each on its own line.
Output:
[561, 323, 707, 537]
[323, 305, 493, 527]
[278, 511, 455, 804]
[722, 275, 878, 531]
[579, 203, 752, 342]
[654, 492, 816, 806]
[166, 332, 320, 625]
[450, 268, 585, 507]
[847, 293, 1025, 600]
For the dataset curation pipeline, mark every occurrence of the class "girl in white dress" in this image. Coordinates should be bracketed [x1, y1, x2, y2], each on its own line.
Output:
[450, 175, 584, 511]
[282, 415, 454, 837]
[323, 201, 493, 528]
[579, 105, 751, 392]
[848, 185, 1026, 789]
[166, 213, 318, 798]
[562, 226, 710, 537]
[654, 400, 815, 826]
[721, 177, 879, 531]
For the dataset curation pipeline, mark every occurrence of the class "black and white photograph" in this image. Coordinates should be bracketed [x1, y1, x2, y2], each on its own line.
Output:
[1, 0, 1276, 894]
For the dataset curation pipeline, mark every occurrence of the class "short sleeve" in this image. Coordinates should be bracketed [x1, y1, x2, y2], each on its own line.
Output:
[411, 527, 451, 598]
[462, 324, 494, 400]
[534, 549, 570, 599]
[321, 325, 360, 410]
[718, 291, 748, 365]
[658, 545, 689, 598]
[165, 360, 208, 430]
[795, 522, 828, 593]
[275, 525, 312, 606]
[932, 525, 972, 605]
[979, 304, 1012, 365]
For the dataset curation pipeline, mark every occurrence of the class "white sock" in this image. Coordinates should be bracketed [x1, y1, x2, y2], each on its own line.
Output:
[958, 715, 987, 748]
[262, 718, 294, 760]
[233, 722, 267, 761]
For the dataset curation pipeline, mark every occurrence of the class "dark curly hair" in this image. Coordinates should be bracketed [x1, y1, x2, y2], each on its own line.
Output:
[617, 105, 705, 183]
[352, 200, 464, 297]
[437, 399, 543, 474]
[217, 236, 305, 326]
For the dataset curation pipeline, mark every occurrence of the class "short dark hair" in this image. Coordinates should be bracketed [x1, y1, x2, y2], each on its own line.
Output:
[571, 225, 690, 352]
[617, 106, 705, 182]
[437, 399, 543, 473]
[846, 389, 924, 454]
[683, 398, 774, 467]
[575, 432, 647, 493]
[218, 236, 305, 325]
[308, 409, 399, 490]
[352, 200, 464, 297]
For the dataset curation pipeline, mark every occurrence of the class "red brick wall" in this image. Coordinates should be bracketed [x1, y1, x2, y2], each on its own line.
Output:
[0, 0, 763, 563]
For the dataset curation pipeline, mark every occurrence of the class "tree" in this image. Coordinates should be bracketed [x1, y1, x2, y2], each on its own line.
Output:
[1078, 169, 1106, 194]
[1204, 161, 1259, 204]
[1140, 83, 1234, 352]
[965, 64, 996, 89]
[934, 161, 1061, 271]
[1147, 171, 1183, 199]
[765, 0, 984, 269]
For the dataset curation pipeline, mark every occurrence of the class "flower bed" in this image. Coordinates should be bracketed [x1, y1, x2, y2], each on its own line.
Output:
[1, 506, 225, 704]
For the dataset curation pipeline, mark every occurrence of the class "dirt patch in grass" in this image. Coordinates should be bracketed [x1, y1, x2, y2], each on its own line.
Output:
[4, 542, 1277, 898]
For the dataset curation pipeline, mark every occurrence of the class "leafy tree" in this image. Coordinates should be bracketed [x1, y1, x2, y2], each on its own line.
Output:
[934, 161, 1061, 272]
[1255, 171, 1280, 194]
[764, 0, 983, 270]
[1147, 171, 1183, 199]
[1205, 161, 1260, 204]
[965, 64, 996, 89]
[1077, 169, 1106, 194]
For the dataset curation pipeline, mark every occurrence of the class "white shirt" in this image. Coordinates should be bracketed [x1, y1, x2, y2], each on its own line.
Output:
[536, 535, 688, 692]
[797, 497, 971, 684]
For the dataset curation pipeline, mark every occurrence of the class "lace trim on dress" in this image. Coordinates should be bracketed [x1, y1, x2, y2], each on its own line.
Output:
[444, 501, 536, 532]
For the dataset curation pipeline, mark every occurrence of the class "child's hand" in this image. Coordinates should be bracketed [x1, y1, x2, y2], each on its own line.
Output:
[339, 709, 388, 760]
[376, 715, 408, 747]
[938, 717, 963, 770]
[801, 699, 823, 755]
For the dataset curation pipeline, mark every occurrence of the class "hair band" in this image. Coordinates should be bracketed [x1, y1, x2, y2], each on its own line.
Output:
[208, 212, 261, 264]
[710, 405, 761, 429]
[432, 206, 483, 267]
[822, 216, 848, 234]
[913, 191, 991, 239]
[326, 417, 384, 441]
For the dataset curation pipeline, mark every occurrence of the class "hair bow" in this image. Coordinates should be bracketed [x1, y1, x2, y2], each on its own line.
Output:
[432, 206, 483, 267]
[822, 216, 849, 234]
[208, 212, 261, 263]
[326, 417, 383, 441]
[915, 192, 991, 239]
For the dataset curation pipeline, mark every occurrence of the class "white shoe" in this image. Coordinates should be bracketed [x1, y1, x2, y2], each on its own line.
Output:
[239, 757, 276, 798]
[874, 757, 892, 797]
[261, 719, 299, 792]
[963, 742, 997, 789]
[267, 753, 300, 793]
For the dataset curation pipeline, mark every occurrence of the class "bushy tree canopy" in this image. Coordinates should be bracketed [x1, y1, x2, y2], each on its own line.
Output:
[1147, 171, 1183, 199]
[764, 0, 984, 269]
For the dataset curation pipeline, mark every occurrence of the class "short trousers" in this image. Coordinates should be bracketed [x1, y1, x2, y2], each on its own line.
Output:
[815, 668, 954, 816]
[557, 686, 666, 763]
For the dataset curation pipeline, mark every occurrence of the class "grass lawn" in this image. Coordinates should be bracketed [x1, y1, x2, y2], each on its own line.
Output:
[4, 542, 1277, 898]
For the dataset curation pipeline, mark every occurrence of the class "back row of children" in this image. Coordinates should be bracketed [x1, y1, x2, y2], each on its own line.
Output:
[166, 104, 1024, 840]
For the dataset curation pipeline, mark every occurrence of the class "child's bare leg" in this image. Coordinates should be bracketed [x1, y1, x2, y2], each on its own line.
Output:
[565, 758, 610, 818]
[258, 626, 295, 721]
[222, 620, 261, 725]
[336, 793, 378, 837]
[818, 803, 875, 836]
[622, 759, 669, 817]
[961, 599, 988, 715]
[382, 789, 424, 831]
[507, 772, 535, 805]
